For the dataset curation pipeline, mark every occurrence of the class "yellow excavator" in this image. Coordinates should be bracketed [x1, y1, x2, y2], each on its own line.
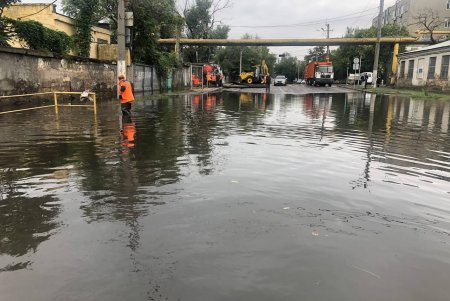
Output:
[239, 60, 270, 85]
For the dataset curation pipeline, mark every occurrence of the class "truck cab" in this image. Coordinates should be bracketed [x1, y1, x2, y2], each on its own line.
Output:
[305, 61, 334, 87]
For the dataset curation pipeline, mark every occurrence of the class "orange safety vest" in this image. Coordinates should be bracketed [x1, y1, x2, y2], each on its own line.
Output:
[119, 80, 134, 103]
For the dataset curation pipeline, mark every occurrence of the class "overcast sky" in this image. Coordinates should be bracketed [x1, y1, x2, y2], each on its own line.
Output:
[177, 0, 397, 59]
[23, 0, 397, 60]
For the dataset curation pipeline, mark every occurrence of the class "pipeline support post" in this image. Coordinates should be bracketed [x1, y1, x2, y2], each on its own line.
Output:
[390, 43, 400, 86]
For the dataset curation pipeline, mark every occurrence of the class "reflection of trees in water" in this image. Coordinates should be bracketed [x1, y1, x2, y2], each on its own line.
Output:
[0, 195, 61, 269]
[0, 168, 20, 200]
[221, 92, 267, 130]
[187, 94, 220, 175]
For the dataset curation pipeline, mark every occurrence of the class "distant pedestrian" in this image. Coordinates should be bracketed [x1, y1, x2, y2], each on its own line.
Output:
[118, 75, 134, 115]
[363, 73, 368, 89]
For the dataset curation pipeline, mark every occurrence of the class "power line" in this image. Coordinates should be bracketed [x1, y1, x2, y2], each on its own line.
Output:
[17, 0, 59, 20]
[228, 7, 379, 28]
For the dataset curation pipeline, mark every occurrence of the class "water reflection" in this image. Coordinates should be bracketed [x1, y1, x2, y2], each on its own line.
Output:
[0, 92, 449, 300]
[0, 195, 60, 271]
[121, 115, 136, 148]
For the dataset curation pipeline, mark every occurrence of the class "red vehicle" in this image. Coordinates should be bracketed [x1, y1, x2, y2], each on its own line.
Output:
[304, 61, 334, 87]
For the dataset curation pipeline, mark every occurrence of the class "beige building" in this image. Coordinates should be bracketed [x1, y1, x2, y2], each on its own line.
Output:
[397, 40, 450, 89]
[4, 3, 111, 59]
[372, 0, 450, 38]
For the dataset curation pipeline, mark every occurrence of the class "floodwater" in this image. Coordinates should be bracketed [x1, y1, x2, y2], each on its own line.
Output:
[0, 92, 449, 301]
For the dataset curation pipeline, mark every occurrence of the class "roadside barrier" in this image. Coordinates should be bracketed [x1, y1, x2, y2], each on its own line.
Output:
[0, 92, 97, 115]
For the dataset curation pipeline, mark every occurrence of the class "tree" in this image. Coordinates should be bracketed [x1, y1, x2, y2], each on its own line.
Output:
[130, 0, 182, 78]
[412, 8, 445, 44]
[330, 24, 409, 82]
[304, 46, 326, 63]
[74, 0, 100, 57]
[0, 0, 20, 47]
[182, 0, 231, 62]
[215, 34, 276, 81]
[62, 0, 181, 78]
[274, 53, 301, 82]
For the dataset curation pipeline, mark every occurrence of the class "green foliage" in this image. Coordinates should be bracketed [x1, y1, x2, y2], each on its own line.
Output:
[155, 51, 179, 80]
[274, 53, 303, 82]
[62, 0, 113, 22]
[70, 0, 99, 57]
[215, 34, 277, 81]
[13, 20, 72, 54]
[130, 0, 181, 78]
[331, 24, 410, 81]
[183, 0, 230, 62]
[304, 46, 326, 63]
[0, 0, 20, 46]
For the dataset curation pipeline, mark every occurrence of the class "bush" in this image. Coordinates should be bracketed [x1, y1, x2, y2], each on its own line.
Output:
[13, 20, 72, 55]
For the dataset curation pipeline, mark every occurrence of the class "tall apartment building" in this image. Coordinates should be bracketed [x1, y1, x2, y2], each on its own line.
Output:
[372, 0, 450, 36]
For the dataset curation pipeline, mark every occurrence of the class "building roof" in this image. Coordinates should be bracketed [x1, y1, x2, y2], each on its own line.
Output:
[407, 40, 450, 53]
[399, 40, 450, 56]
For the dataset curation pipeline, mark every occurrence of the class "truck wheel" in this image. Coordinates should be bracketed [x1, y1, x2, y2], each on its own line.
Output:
[313, 80, 316, 86]
[247, 78, 253, 84]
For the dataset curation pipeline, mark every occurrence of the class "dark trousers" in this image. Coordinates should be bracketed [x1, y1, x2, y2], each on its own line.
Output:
[121, 102, 132, 115]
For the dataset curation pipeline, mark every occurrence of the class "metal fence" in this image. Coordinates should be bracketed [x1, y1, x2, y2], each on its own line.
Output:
[0, 92, 97, 115]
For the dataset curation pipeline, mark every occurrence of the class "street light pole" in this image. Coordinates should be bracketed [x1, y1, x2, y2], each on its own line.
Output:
[117, 0, 126, 81]
[373, 0, 384, 88]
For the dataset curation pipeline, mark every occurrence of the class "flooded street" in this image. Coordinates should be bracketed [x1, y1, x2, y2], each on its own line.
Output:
[1, 92, 450, 301]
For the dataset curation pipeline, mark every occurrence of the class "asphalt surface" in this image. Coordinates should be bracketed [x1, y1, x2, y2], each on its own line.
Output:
[223, 83, 351, 94]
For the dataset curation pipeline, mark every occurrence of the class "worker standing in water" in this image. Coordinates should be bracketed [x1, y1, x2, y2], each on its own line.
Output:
[118, 75, 134, 115]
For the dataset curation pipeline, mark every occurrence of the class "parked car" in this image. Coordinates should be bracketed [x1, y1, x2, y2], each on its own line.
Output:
[274, 75, 287, 86]
[347, 73, 361, 85]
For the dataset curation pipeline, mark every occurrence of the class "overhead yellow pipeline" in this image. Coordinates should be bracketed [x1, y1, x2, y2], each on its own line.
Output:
[159, 37, 427, 46]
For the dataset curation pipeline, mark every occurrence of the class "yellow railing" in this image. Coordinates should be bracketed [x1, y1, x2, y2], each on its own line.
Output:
[0, 92, 97, 115]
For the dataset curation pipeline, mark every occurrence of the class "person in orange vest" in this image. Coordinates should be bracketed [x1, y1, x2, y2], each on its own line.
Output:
[118, 74, 134, 115]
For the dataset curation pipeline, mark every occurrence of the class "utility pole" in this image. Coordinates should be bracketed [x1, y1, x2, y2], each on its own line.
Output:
[239, 48, 243, 74]
[320, 23, 333, 56]
[373, 0, 384, 88]
[117, 0, 126, 82]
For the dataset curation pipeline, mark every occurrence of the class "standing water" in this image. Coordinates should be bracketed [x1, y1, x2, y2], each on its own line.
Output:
[0, 92, 449, 301]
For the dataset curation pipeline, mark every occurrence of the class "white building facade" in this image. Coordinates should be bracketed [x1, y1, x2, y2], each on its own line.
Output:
[397, 40, 450, 89]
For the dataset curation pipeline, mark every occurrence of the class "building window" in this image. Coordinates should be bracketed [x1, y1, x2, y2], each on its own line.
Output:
[445, 18, 450, 28]
[428, 57, 436, 79]
[440, 56, 450, 79]
[407, 60, 414, 79]
[447, 0, 450, 9]
[97, 38, 108, 44]
[400, 60, 406, 78]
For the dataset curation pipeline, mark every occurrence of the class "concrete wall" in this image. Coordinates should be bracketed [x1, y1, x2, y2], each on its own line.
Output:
[0, 47, 116, 97]
[173, 67, 191, 89]
[0, 47, 192, 97]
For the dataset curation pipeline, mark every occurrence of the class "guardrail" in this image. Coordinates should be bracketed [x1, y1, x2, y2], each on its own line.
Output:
[0, 92, 97, 115]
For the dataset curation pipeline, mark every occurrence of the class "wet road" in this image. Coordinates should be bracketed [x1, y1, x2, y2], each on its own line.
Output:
[223, 83, 350, 94]
[1, 92, 450, 301]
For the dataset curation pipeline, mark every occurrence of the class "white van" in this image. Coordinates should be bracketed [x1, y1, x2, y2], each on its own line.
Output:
[362, 72, 373, 84]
